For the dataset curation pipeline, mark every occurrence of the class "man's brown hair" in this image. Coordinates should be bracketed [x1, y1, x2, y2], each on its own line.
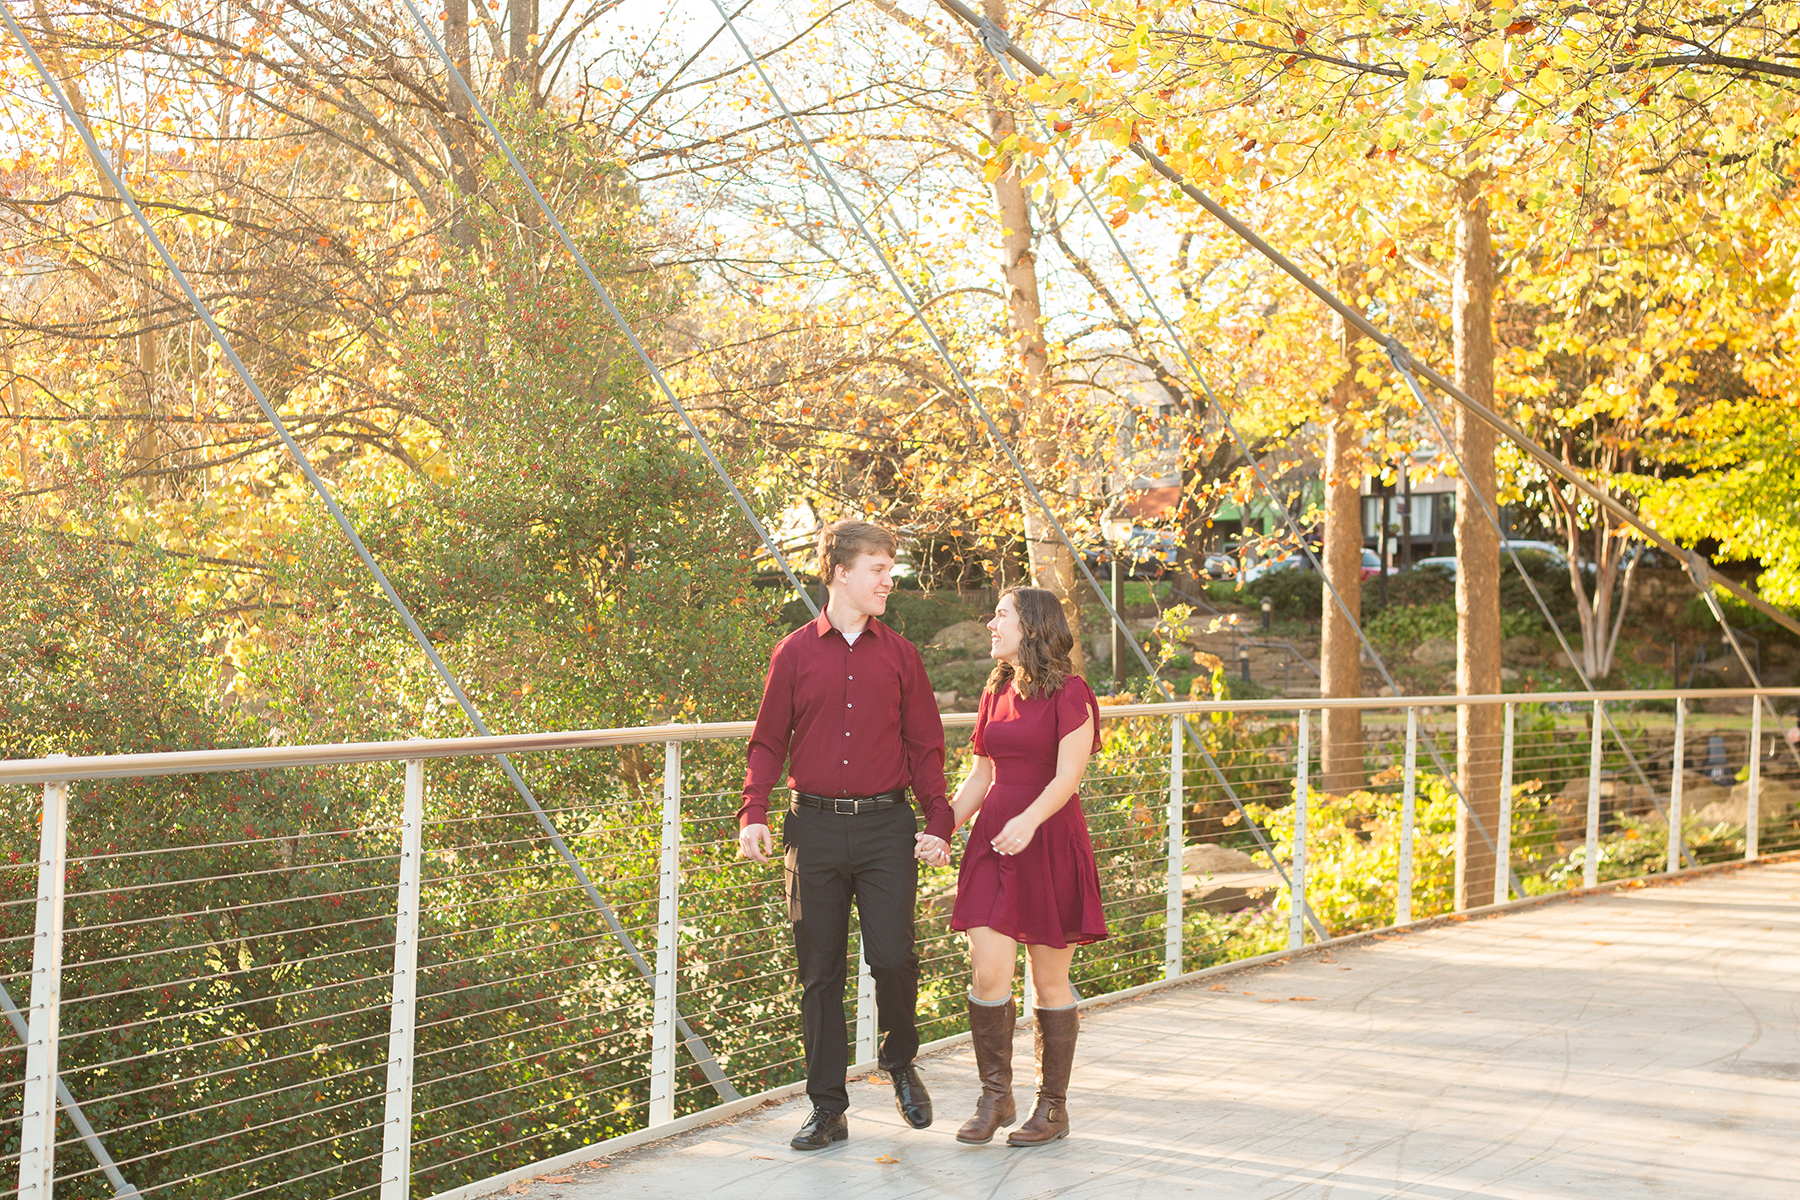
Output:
[818, 520, 898, 584]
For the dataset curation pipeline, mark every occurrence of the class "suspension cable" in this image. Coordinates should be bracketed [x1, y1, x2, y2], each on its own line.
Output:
[928, 0, 1800, 649]
[951, 10, 1523, 895]
[1389, 352, 1691, 866]
[0, 6, 739, 1103]
[709, 0, 1336, 935]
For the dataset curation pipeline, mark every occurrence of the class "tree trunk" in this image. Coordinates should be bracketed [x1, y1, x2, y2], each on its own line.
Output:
[980, 0, 1083, 676]
[1452, 174, 1504, 909]
[444, 0, 481, 253]
[504, 0, 539, 102]
[1319, 313, 1365, 792]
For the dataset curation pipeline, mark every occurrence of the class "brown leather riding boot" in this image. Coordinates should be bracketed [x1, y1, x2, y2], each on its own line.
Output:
[955, 998, 1016, 1144]
[1006, 1004, 1078, 1146]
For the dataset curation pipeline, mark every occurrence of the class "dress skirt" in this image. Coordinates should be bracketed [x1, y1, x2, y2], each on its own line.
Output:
[950, 675, 1110, 948]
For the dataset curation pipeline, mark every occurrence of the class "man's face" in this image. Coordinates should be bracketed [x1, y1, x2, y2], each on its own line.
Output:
[832, 551, 895, 615]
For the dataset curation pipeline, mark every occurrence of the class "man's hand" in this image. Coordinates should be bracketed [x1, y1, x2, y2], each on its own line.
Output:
[739, 823, 774, 863]
[914, 832, 952, 868]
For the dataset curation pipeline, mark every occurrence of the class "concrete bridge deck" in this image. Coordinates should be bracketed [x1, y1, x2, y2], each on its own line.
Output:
[502, 861, 1798, 1199]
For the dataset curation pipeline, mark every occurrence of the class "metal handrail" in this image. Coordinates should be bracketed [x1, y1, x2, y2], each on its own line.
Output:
[3, 686, 1794, 1200]
[2, 688, 1794, 785]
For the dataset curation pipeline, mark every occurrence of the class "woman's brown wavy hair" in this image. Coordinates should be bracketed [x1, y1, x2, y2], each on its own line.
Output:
[984, 586, 1075, 700]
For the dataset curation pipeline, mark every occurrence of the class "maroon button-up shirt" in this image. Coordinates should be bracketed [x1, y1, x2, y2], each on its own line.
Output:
[740, 612, 952, 840]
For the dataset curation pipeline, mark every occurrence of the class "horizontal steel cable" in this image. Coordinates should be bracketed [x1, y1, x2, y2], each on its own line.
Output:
[63, 824, 394, 865]
[61, 1059, 385, 1143]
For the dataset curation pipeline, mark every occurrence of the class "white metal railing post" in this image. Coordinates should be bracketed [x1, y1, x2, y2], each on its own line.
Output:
[1166, 715, 1184, 978]
[1495, 702, 1513, 907]
[1289, 711, 1308, 950]
[1584, 699, 1604, 888]
[18, 761, 68, 1200]
[1745, 700, 1762, 861]
[855, 930, 875, 1064]
[380, 757, 425, 1200]
[1667, 699, 1686, 874]
[650, 741, 682, 1127]
[1398, 710, 1416, 925]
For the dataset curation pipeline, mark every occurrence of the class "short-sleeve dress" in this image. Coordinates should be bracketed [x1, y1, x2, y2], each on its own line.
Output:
[950, 674, 1109, 948]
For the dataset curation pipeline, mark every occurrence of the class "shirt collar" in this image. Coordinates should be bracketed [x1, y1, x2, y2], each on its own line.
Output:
[812, 611, 884, 640]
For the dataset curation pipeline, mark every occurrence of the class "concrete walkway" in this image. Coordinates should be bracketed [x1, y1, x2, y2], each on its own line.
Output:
[514, 861, 1799, 1199]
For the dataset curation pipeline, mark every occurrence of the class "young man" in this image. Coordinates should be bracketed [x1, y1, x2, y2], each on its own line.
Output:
[739, 520, 953, 1151]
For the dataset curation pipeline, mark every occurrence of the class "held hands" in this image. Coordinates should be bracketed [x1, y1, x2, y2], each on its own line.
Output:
[991, 812, 1042, 857]
[914, 833, 952, 868]
[738, 823, 774, 863]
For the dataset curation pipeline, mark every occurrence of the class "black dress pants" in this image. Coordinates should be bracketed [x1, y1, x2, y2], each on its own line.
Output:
[781, 801, 921, 1114]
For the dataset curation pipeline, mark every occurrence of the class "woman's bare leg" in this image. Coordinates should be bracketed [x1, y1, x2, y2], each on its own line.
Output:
[1025, 942, 1077, 1009]
[966, 926, 1018, 1003]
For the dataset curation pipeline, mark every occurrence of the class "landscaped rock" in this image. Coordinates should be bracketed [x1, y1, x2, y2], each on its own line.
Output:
[1503, 635, 1544, 663]
[1412, 637, 1457, 666]
[1180, 843, 1277, 912]
[1182, 844, 1259, 875]
[1697, 778, 1800, 827]
[929, 620, 991, 652]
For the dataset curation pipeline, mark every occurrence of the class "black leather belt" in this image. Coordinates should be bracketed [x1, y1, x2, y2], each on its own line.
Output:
[792, 789, 907, 815]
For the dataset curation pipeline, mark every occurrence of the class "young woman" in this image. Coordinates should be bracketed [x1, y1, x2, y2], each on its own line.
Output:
[934, 586, 1108, 1146]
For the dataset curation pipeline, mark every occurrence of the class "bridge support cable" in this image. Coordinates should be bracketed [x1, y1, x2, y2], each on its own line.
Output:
[709, 0, 1341, 938]
[947, 9, 1528, 898]
[0, 8, 743, 1104]
[0, 981, 141, 1196]
[1388, 353, 1692, 866]
[929, 0, 1800, 650]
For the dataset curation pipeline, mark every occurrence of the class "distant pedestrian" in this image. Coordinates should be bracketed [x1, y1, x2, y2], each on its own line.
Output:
[738, 520, 952, 1151]
[924, 586, 1108, 1146]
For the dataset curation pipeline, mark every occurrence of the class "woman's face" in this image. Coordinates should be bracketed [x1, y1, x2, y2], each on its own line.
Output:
[987, 595, 1023, 663]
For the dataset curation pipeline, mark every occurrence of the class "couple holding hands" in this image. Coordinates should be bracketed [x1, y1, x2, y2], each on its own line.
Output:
[737, 521, 1109, 1152]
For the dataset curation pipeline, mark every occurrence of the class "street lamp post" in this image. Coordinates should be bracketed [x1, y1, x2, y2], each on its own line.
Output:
[1104, 514, 1132, 693]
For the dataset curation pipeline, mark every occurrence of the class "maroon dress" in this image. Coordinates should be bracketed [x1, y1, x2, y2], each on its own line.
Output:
[951, 675, 1110, 948]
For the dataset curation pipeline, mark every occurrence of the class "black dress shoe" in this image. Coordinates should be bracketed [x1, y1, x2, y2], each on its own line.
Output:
[790, 1107, 848, 1151]
[889, 1064, 933, 1129]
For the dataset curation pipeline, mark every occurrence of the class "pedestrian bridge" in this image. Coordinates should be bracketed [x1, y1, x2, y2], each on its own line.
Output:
[0, 687, 1792, 1200]
[500, 859, 1800, 1200]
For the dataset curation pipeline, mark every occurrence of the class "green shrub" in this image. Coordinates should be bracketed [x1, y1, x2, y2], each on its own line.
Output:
[1365, 601, 1538, 647]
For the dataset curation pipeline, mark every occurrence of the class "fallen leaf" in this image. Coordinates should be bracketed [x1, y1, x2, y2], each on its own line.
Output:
[1259, 998, 1280, 1004]
[1288, 997, 1316, 1002]
[539, 1176, 574, 1183]
[585, 1160, 608, 1168]
[1593, 941, 1611, 945]
[876, 1155, 899, 1163]
[1208, 984, 1228, 991]
[506, 1186, 532, 1196]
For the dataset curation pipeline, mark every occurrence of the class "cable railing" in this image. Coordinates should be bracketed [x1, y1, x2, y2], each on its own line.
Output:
[1, 686, 1796, 1200]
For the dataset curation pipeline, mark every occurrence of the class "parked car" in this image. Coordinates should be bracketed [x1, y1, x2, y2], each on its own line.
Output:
[1202, 552, 1237, 580]
[1241, 549, 1378, 583]
[1410, 555, 1459, 577]
[1501, 539, 1568, 565]
[1080, 528, 1180, 580]
[1121, 529, 1180, 579]
[1241, 553, 1309, 584]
